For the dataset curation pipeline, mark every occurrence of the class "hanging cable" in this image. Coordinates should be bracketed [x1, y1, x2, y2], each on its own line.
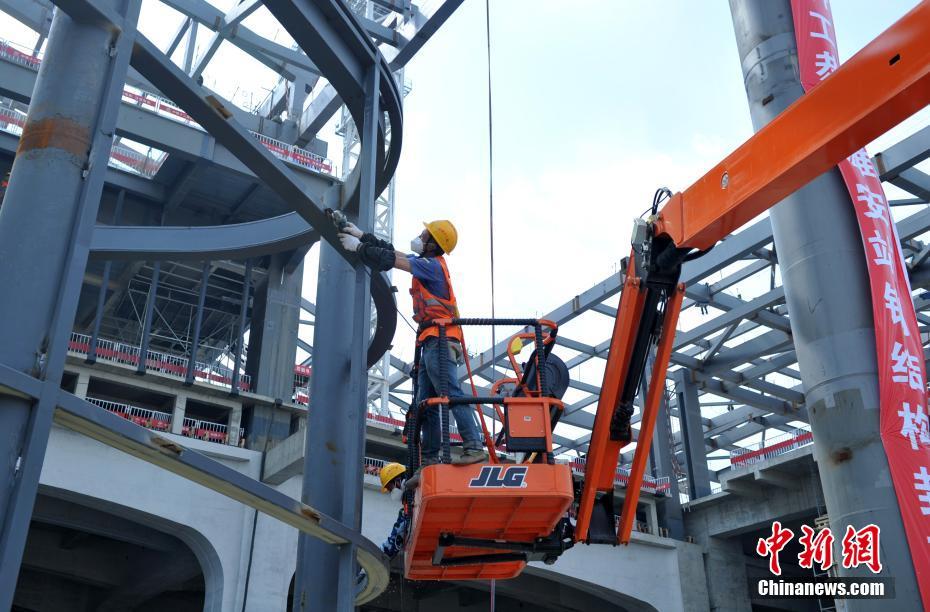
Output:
[485, 0, 498, 441]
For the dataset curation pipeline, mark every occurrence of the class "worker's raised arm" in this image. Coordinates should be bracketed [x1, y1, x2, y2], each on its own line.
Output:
[394, 252, 411, 273]
[338, 224, 412, 274]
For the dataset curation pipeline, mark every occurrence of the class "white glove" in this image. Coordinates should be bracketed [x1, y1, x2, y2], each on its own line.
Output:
[338, 233, 361, 252]
[342, 221, 363, 238]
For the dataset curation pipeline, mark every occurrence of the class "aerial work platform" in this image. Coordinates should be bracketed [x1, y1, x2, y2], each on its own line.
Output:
[402, 319, 576, 580]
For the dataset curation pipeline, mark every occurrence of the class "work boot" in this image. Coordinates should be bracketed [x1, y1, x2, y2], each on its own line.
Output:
[405, 456, 440, 490]
[453, 448, 487, 465]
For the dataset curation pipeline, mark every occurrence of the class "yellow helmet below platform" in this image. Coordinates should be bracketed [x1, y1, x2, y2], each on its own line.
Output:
[379, 462, 406, 492]
[424, 220, 458, 254]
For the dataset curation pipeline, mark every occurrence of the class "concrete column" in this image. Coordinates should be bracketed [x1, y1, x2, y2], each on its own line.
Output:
[74, 372, 90, 400]
[672, 370, 711, 499]
[247, 405, 290, 450]
[246, 253, 303, 401]
[645, 499, 659, 536]
[228, 404, 242, 447]
[729, 0, 919, 604]
[171, 394, 187, 435]
[705, 538, 753, 612]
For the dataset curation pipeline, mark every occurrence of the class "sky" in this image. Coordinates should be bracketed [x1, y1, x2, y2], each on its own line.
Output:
[1, 0, 927, 450]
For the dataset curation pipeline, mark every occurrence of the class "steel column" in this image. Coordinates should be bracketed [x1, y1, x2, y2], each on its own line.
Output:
[87, 189, 125, 364]
[730, 0, 919, 603]
[245, 252, 304, 400]
[182, 19, 198, 74]
[230, 259, 251, 395]
[671, 369, 711, 499]
[651, 373, 684, 539]
[185, 261, 211, 384]
[293, 65, 379, 612]
[135, 261, 160, 375]
[0, 0, 140, 604]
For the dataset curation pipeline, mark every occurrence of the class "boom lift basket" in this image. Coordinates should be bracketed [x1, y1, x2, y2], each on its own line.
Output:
[404, 462, 573, 580]
[403, 318, 575, 581]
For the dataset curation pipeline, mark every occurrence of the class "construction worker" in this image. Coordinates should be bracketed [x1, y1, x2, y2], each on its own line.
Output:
[338, 220, 487, 466]
[378, 462, 409, 559]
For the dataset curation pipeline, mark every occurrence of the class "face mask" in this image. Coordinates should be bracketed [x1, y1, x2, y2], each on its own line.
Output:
[390, 487, 403, 502]
[410, 236, 425, 255]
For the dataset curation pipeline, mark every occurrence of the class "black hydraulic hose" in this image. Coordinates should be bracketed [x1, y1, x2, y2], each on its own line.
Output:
[616, 288, 663, 417]
[404, 345, 422, 508]
[534, 324, 548, 397]
[446, 396, 508, 405]
[438, 326, 451, 464]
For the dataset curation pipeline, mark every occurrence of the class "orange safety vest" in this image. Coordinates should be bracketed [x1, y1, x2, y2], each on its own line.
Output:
[410, 255, 464, 345]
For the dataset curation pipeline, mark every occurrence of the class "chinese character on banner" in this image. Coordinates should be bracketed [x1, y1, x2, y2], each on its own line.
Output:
[848, 150, 878, 178]
[756, 521, 795, 575]
[808, 11, 836, 46]
[899, 403, 930, 451]
[867, 230, 893, 268]
[856, 184, 890, 225]
[891, 343, 924, 391]
[916, 467, 930, 516]
[798, 524, 834, 571]
[883, 283, 911, 337]
[814, 50, 838, 79]
[841, 525, 883, 573]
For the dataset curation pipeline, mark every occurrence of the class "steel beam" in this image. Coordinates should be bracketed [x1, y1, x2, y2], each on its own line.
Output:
[671, 370, 712, 499]
[87, 190, 125, 363]
[184, 261, 211, 384]
[0, 0, 140, 604]
[674, 287, 785, 349]
[18, 381, 387, 604]
[230, 259, 251, 396]
[245, 253, 304, 398]
[135, 262, 160, 375]
[875, 124, 930, 178]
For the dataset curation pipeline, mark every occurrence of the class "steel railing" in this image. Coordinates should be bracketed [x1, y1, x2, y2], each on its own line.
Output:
[729, 428, 814, 467]
[364, 456, 385, 476]
[363, 411, 463, 442]
[69, 331, 251, 392]
[85, 397, 242, 446]
[564, 457, 671, 496]
[86, 397, 172, 432]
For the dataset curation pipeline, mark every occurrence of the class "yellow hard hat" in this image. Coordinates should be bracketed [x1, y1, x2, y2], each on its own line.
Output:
[423, 220, 458, 254]
[379, 462, 406, 492]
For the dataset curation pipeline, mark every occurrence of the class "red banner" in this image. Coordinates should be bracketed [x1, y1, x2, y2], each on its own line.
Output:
[792, 1, 930, 605]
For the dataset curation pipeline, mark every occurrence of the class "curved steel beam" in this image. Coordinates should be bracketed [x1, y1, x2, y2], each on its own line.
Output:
[52, 387, 390, 604]
[261, 0, 403, 213]
[0, 362, 392, 604]
[89, 213, 319, 262]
